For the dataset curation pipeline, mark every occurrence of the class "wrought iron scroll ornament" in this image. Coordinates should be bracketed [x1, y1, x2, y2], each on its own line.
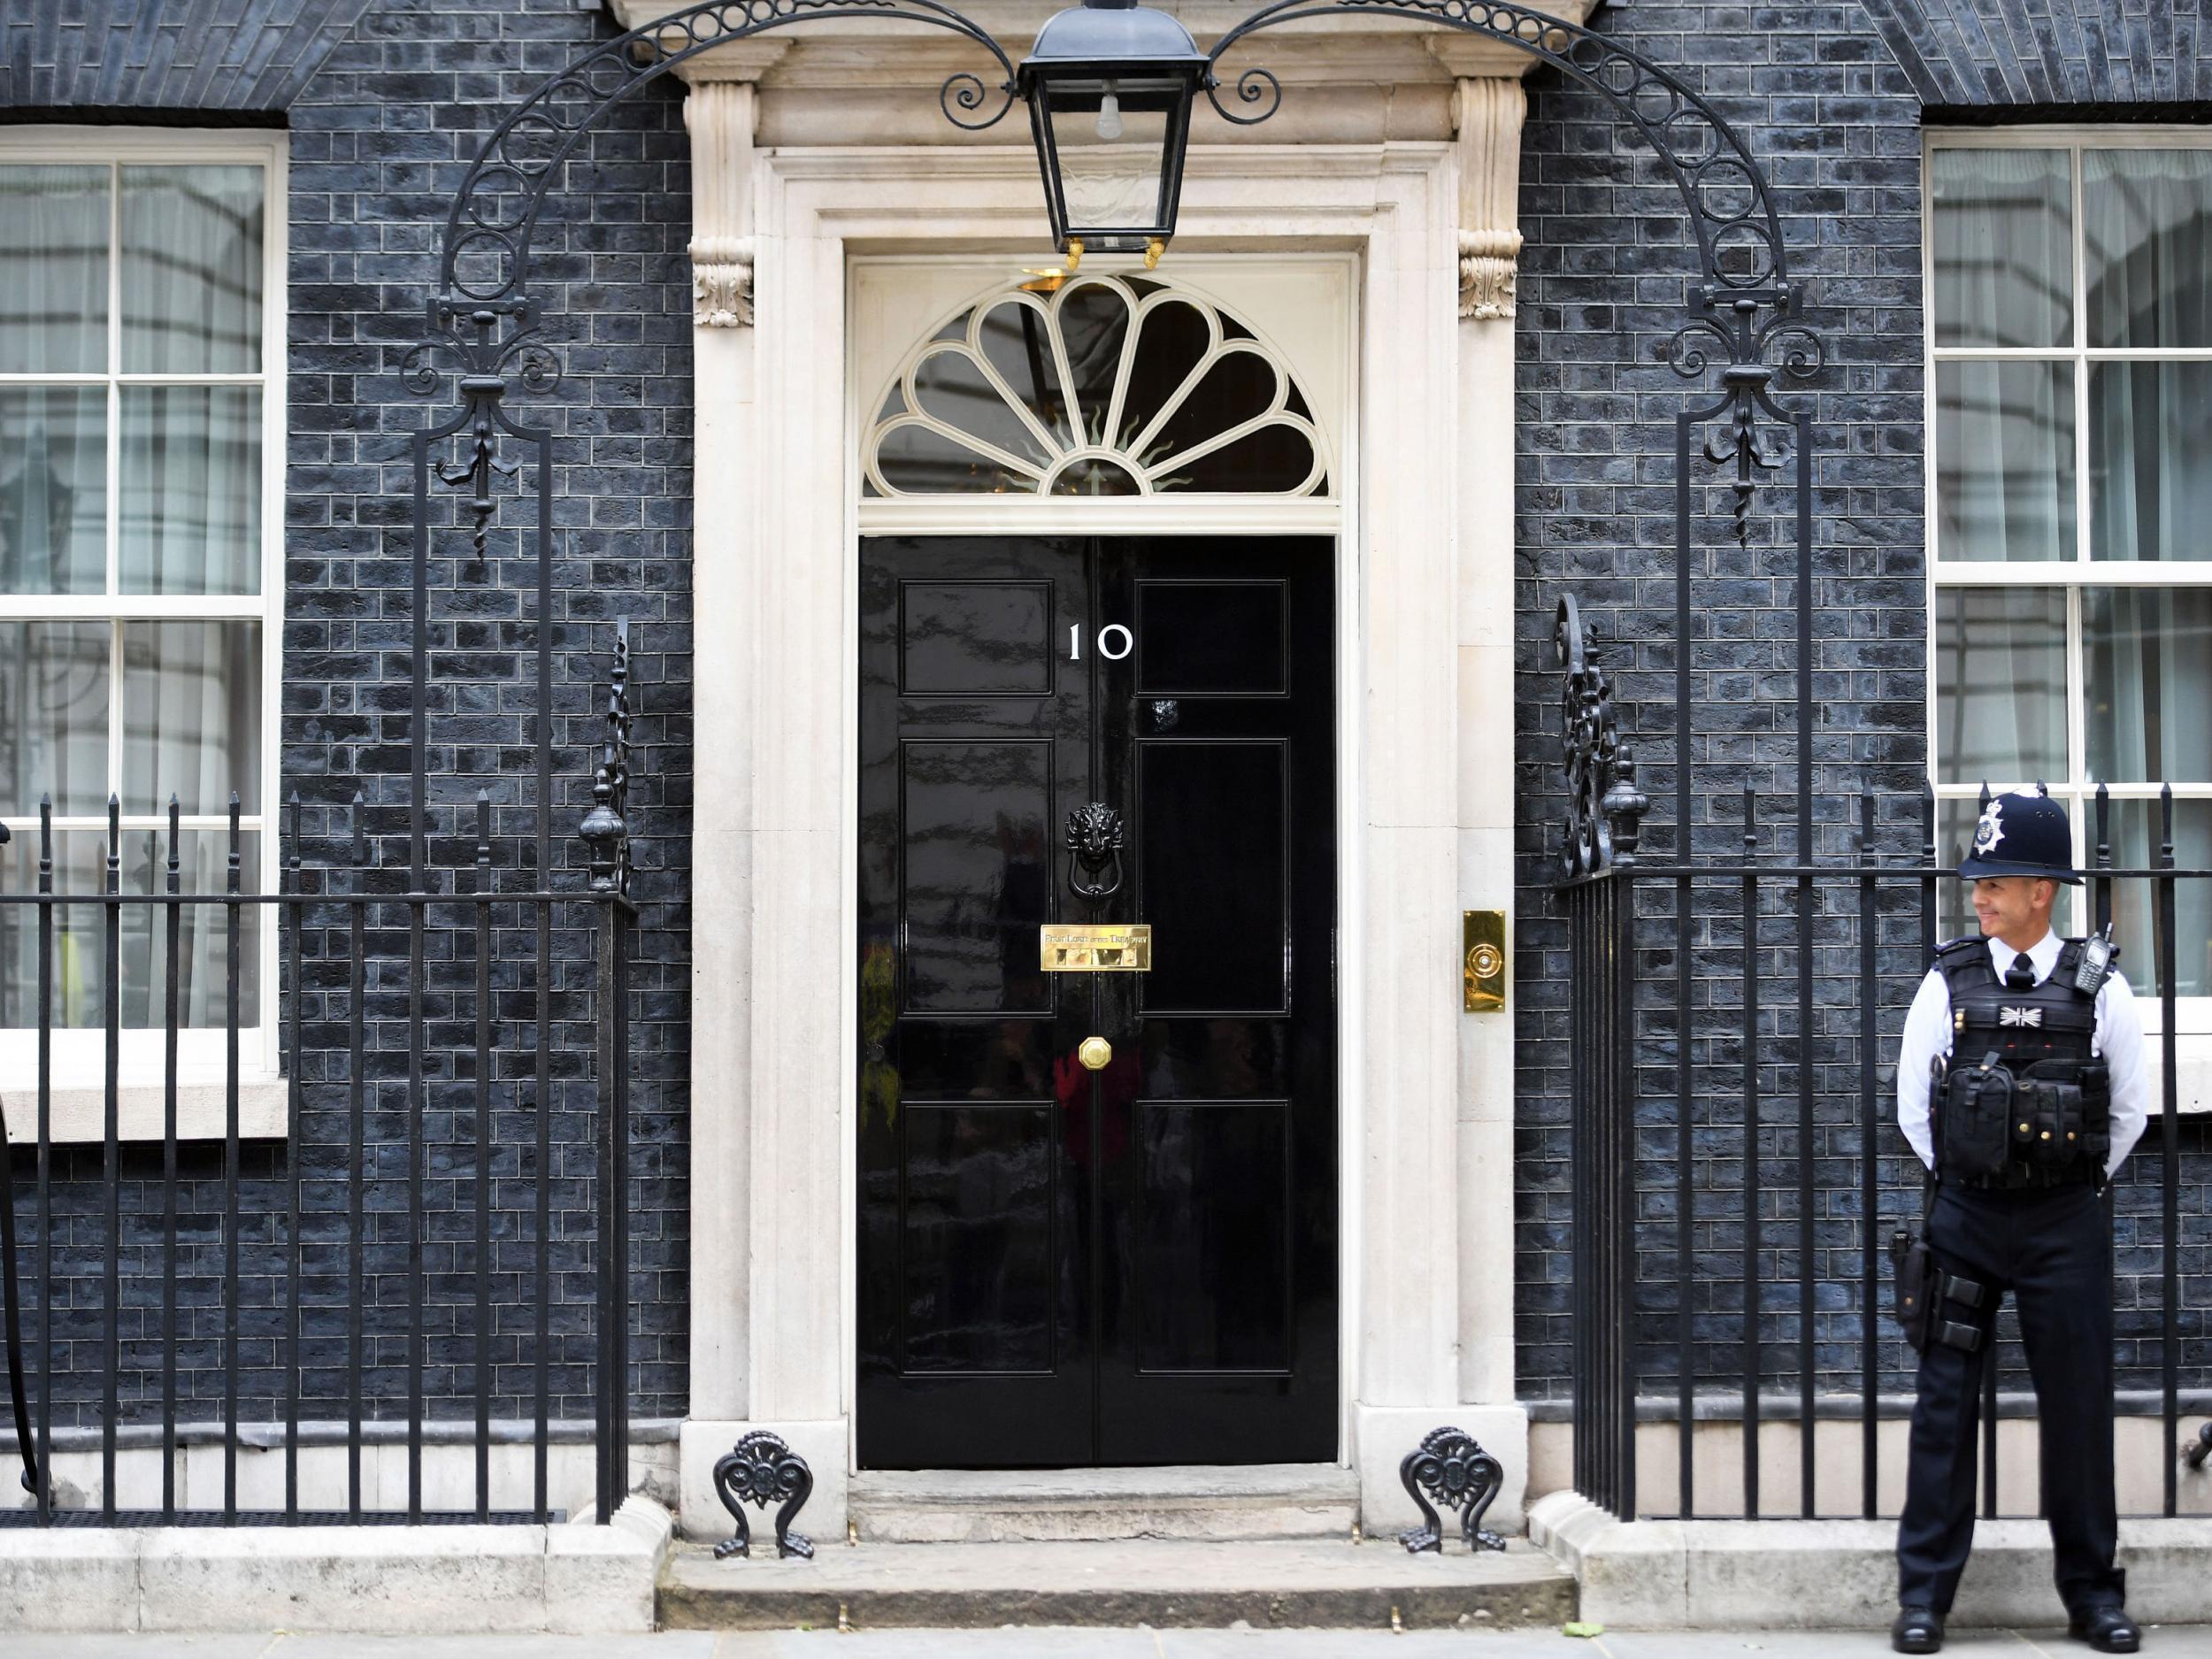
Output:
[1066, 802, 1125, 903]
[2188, 1421, 2212, 1472]
[1555, 596, 1648, 879]
[711, 1431, 817, 1559]
[1397, 1426, 1508, 1555]
[579, 617, 635, 899]
[408, 0, 1816, 553]
[1201, 1, 1820, 549]
[407, 0, 1021, 548]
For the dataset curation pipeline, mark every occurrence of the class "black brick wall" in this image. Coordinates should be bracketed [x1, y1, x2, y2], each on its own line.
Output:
[5, 0, 2203, 1440]
[1510, 0, 2210, 1409]
[12, 0, 694, 1431]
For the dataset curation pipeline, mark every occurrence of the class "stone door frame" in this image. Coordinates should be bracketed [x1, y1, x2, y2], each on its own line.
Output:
[676, 111, 1526, 1539]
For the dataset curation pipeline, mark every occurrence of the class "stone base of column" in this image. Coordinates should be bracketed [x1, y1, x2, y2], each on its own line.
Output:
[678, 1418, 849, 1547]
[1352, 1402, 1531, 1540]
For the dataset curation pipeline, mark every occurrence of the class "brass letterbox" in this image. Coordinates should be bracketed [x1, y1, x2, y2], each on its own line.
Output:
[1040, 923, 1153, 972]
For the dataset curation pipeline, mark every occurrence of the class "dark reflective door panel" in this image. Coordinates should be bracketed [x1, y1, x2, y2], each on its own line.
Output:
[857, 536, 1337, 1468]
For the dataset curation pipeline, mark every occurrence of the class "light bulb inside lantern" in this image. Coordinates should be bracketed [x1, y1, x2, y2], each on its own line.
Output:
[1095, 88, 1124, 142]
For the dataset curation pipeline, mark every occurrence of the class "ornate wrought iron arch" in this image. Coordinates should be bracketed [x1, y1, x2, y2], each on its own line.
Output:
[410, 0, 1820, 547]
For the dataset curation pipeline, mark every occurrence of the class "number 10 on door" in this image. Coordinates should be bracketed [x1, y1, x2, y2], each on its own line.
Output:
[1069, 624, 1133, 661]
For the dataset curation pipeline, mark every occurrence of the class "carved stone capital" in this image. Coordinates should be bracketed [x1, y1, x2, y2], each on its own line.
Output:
[694, 237, 755, 328]
[1458, 228, 1522, 322]
[1453, 78, 1525, 321]
[686, 81, 758, 328]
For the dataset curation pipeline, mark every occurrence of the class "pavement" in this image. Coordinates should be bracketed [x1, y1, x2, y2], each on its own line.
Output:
[7, 1631, 2212, 1657]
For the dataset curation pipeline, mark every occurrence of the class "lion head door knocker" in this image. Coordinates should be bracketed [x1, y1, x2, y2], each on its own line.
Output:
[711, 1431, 815, 1560]
[1065, 803, 1124, 904]
[1397, 1426, 1507, 1555]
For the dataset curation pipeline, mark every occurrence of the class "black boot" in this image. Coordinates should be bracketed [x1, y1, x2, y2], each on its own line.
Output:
[2069, 1607, 2141, 1654]
[1893, 1606, 1945, 1655]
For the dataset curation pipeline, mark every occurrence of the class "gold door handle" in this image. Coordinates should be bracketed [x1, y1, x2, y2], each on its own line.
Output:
[1077, 1036, 1112, 1071]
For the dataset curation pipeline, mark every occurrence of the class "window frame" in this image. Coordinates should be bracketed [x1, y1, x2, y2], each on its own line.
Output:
[0, 126, 286, 1100]
[1924, 127, 2212, 1062]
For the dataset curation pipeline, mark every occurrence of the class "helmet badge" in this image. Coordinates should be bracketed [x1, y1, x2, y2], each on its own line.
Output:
[1972, 800, 2005, 856]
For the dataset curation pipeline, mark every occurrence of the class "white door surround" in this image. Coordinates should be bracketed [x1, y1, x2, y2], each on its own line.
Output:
[672, 74, 1527, 1540]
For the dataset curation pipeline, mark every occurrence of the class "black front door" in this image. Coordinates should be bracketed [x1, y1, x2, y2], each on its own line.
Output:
[857, 534, 1338, 1468]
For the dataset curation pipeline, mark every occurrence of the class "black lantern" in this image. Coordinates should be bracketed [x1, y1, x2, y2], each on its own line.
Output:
[1017, 0, 1208, 265]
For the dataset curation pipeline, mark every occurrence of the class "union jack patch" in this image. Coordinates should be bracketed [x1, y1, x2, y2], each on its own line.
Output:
[1999, 1006, 2043, 1028]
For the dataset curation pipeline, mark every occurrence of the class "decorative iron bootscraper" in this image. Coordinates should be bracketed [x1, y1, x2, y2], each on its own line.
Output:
[1397, 1426, 1507, 1555]
[711, 1432, 816, 1560]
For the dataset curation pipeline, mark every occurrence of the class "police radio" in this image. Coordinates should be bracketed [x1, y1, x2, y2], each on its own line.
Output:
[2073, 924, 2116, 996]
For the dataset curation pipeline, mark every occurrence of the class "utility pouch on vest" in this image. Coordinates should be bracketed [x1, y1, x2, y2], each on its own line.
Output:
[1940, 1050, 2015, 1182]
[2078, 1060, 2112, 1165]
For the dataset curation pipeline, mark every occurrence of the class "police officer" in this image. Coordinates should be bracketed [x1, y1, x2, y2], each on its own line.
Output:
[1892, 789, 2148, 1655]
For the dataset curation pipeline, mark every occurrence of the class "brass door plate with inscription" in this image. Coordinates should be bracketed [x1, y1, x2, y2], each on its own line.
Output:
[1041, 923, 1153, 972]
[1463, 910, 1506, 1011]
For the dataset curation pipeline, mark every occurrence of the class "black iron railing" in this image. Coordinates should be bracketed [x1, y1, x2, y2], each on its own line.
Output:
[0, 625, 639, 1528]
[1555, 603, 2212, 1524]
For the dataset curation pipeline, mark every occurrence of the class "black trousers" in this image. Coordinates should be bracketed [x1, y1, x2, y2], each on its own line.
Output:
[1896, 1181, 2124, 1615]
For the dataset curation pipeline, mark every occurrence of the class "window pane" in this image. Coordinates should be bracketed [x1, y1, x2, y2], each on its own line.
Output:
[0, 827, 260, 1029]
[119, 165, 263, 373]
[2084, 588, 2212, 785]
[1934, 587, 2068, 786]
[2097, 801, 2212, 1000]
[0, 386, 106, 595]
[0, 621, 110, 817]
[2088, 361, 2212, 563]
[121, 621, 261, 815]
[0, 165, 108, 373]
[2084, 149, 2212, 349]
[1935, 361, 2075, 563]
[1936, 798, 2085, 941]
[119, 385, 261, 595]
[1930, 148, 2072, 348]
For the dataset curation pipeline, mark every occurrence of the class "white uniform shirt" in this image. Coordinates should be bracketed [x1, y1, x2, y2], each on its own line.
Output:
[1896, 930, 2150, 1179]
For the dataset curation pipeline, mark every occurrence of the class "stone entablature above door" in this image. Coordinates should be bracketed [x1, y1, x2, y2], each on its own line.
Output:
[609, 0, 1596, 147]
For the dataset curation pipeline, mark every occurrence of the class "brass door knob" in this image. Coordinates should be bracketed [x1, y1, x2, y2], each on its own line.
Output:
[1077, 1036, 1112, 1071]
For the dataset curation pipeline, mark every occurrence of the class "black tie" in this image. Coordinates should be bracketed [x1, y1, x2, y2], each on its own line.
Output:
[2006, 951, 2037, 989]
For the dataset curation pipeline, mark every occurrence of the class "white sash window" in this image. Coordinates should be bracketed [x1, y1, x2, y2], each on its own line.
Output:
[1927, 128, 2212, 1020]
[0, 129, 284, 1116]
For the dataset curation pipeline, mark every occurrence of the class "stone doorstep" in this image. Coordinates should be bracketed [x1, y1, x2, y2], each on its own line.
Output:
[1528, 1491, 2212, 1632]
[656, 1536, 1576, 1630]
[849, 1462, 1362, 1543]
[0, 1496, 673, 1635]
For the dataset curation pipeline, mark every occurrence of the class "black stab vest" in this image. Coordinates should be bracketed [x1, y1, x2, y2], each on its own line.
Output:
[1932, 938, 2110, 1188]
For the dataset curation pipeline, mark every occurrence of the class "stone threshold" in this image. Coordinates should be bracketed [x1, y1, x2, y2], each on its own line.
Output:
[0, 1495, 672, 1634]
[1531, 1490, 2212, 1630]
[658, 1536, 1574, 1630]
[849, 1462, 1360, 1542]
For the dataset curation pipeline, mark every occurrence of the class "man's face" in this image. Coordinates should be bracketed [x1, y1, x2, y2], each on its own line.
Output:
[1971, 875, 2055, 939]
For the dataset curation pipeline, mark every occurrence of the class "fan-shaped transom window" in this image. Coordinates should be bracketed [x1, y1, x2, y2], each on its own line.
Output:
[863, 274, 1331, 498]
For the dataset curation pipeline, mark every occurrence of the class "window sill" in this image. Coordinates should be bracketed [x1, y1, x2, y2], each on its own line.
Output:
[2142, 1040, 2212, 1115]
[0, 1079, 288, 1145]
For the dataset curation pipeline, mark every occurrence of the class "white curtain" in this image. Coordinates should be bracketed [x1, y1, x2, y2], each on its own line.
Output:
[1936, 359, 2074, 563]
[0, 386, 105, 595]
[1935, 587, 2067, 787]
[2085, 148, 2212, 349]
[120, 386, 261, 595]
[1930, 147, 2072, 348]
[0, 165, 107, 373]
[119, 165, 263, 374]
